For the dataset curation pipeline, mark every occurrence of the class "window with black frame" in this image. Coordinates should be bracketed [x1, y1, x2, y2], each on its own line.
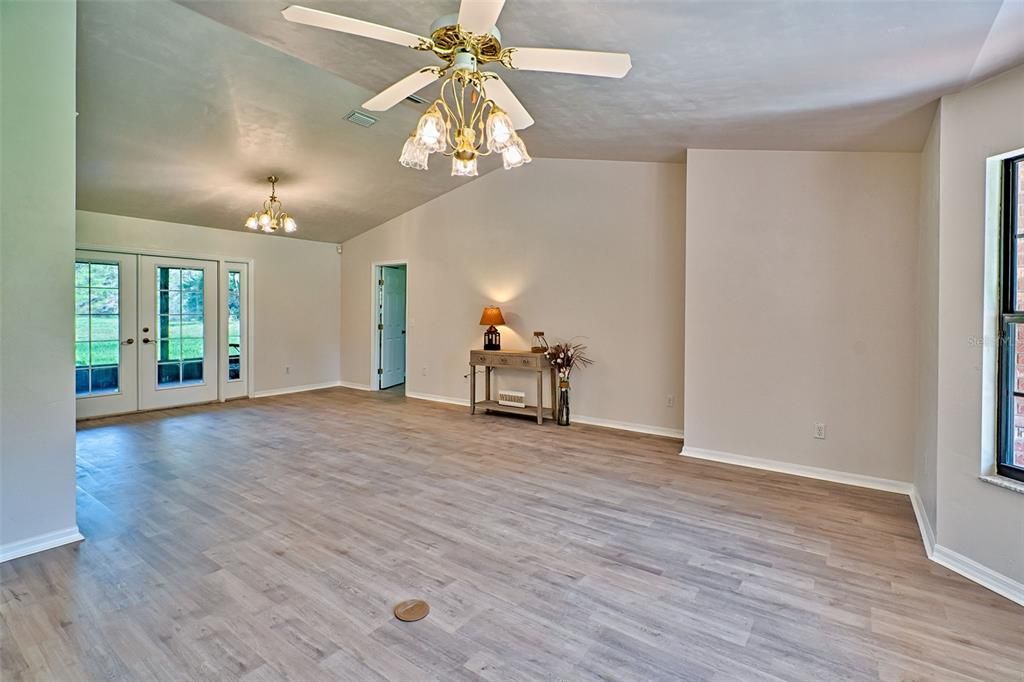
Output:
[998, 153, 1024, 483]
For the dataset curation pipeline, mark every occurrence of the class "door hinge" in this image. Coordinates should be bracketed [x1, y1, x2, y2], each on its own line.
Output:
[378, 323, 384, 330]
[377, 368, 384, 375]
[378, 279, 384, 286]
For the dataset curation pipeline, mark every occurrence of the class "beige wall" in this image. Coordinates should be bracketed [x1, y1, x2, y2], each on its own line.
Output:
[0, 0, 80, 557]
[77, 211, 341, 395]
[684, 149, 919, 483]
[914, 111, 941, 534]
[935, 63, 1024, 584]
[340, 158, 685, 436]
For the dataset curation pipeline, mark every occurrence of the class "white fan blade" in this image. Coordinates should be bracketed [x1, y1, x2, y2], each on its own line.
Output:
[363, 69, 440, 111]
[508, 47, 632, 78]
[458, 0, 505, 34]
[281, 5, 427, 48]
[483, 77, 533, 130]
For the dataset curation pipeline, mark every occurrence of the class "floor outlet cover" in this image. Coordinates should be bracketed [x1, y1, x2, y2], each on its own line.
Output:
[393, 599, 429, 622]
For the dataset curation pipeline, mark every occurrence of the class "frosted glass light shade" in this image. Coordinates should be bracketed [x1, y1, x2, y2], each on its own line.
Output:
[282, 216, 297, 233]
[502, 135, 532, 170]
[452, 154, 478, 177]
[258, 211, 272, 228]
[414, 104, 447, 153]
[399, 135, 429, 170]
[245, 214, 258, 230]
[486, 107, 515, 152]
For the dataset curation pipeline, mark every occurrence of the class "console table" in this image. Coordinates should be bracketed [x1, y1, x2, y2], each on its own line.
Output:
[470, 349, 556, 424]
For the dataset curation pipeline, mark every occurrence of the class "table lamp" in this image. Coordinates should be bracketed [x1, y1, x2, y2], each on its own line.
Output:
[479, 306, 505, 350]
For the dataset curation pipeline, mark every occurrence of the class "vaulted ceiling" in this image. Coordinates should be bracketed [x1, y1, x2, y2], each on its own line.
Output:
[77, 0, 1024, 242]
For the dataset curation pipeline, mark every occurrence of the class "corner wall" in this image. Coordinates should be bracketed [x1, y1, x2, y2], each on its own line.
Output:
[683, 150, 920, 485]
[339, 158, 685, 436]
[0, 0, 81, 560]
[76, 211, 342, 396]
[913, 110, 941, 542]
[934, 62, 1024, 588]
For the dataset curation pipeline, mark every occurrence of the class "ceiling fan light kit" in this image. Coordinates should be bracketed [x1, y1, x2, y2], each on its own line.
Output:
[282, 0, 630, 177]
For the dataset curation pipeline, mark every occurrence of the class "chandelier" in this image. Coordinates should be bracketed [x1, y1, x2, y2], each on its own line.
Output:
[244, 176, 297, 234]
[399, 66, 530, 177]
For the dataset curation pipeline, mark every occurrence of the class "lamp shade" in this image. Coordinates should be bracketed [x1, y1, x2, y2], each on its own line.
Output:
[479, 306, 506, 326]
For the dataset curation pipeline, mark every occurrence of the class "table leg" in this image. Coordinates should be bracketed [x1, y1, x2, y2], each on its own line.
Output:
[485, 366, 491, 402]
[470, 364, 476, 414]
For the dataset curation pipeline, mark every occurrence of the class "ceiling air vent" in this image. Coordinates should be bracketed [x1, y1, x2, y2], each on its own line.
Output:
[405, 94, 429, 105]
[344, 110, 379, 127]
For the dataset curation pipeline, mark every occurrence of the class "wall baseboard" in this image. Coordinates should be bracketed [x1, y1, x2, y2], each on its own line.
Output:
[338, 381, 373, 391]
[680, 446, 913, 494]
[405, 390, 470, 407]
[406, 391, 683, 438]
[909, 486, 936, 559]
[932, 544, 1024, 607]
[254, 381, 341, 398]
[571, 415, 683, 439]
[0, 527, 84, 564]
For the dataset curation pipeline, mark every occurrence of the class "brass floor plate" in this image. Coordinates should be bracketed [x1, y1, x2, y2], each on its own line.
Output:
[393, 599, 429, 622]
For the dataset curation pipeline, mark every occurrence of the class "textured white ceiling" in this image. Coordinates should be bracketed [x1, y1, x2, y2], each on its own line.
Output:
[78, 0, 1024, 242]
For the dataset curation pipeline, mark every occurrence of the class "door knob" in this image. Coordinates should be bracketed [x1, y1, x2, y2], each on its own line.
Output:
[142, 337, 153, 344]
[124, 338, 135, 345]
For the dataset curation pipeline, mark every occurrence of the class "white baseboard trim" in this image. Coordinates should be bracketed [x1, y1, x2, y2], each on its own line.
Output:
[932, 544, 1024, 607]
[405, 390, 470, 407]
[405, 391, 683, 439]
[909, 486, 936, 559]
[254, 381, 341, 398]
[338, 381, 373, 391]
[571, 415, 684, 439]
[680, 446, 913, 494]
[0, 527, 84, 564]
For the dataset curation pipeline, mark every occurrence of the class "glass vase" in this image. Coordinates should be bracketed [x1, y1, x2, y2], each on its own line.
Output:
[557, 381, 570, 426]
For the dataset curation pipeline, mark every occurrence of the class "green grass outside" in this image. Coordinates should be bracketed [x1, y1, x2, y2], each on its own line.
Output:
[76, 316, 240, 367]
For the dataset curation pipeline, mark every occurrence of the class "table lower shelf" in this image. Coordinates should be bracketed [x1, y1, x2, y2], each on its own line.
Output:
[475, 400, 553, 421]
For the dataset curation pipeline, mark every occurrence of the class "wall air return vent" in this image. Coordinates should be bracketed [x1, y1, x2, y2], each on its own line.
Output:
[344, 110, 379, 127]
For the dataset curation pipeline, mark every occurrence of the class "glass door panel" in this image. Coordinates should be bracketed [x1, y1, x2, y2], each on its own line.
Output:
[75, 251, 138, 419]
[138, 256, 218, 410]
[223, 263, 249, 399]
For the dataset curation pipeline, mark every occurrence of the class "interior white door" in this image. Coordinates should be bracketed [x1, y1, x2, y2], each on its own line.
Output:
[222, 263, 248, 400]
[138, 256, 219, 410]
[75, 251, 139, 419]
[379, 265, 406, 389]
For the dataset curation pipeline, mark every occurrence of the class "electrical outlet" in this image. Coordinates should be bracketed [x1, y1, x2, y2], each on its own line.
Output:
[666, 395, 674, 408]
[422, 367, 427, 376]
[814, 423, 826, 439]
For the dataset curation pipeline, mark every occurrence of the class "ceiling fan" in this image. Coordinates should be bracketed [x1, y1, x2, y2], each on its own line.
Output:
[281, 0, 632, 176]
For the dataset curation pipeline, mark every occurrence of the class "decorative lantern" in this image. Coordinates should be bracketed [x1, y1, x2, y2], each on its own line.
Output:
[479, 306, 505, 350]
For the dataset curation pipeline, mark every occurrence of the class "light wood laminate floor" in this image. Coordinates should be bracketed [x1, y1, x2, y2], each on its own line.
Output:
[2, 388, 1022, 681]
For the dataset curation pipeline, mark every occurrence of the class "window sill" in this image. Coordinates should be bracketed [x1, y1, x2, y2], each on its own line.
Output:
[979, 474, 1024, 495]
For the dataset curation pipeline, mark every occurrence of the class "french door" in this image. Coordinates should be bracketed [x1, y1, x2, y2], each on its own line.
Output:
[76, 251, 227, 418]
[75, 251, 139, 419]
[138, 256, 219, 410]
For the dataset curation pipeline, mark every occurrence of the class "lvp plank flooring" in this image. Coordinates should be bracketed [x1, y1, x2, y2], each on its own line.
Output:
[1, 387, 1022, 681]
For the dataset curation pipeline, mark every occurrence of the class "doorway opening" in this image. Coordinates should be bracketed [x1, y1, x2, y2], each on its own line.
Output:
[375, 263, 407, 391]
